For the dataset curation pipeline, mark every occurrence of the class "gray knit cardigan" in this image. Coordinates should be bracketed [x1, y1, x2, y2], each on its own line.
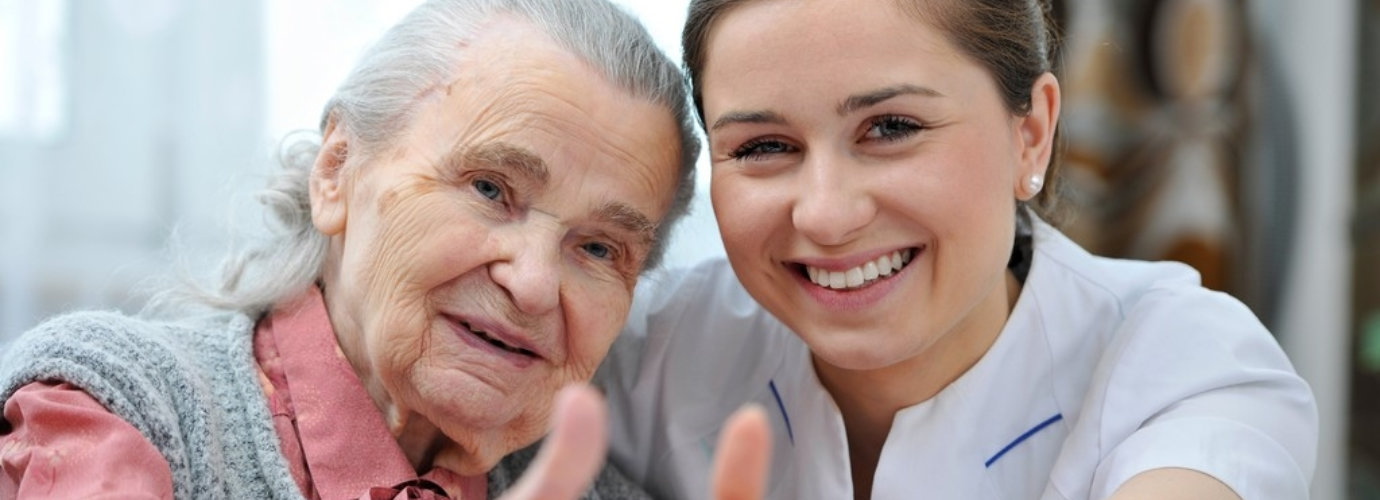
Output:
[0, 310, 648, 499]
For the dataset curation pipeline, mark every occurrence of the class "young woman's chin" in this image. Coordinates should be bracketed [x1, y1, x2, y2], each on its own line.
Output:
[796, 324, 934, 373]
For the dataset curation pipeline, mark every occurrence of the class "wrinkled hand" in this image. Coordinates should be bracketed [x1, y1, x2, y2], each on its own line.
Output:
[497, 384, 772, 500]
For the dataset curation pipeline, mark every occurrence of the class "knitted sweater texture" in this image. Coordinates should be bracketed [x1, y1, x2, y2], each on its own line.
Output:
[0, 310, 645, 499]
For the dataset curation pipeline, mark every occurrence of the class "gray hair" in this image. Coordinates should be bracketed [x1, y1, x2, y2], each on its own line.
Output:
[152, 0, 698, 317]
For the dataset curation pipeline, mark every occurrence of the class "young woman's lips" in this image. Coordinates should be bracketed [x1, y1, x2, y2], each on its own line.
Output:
[443, 314, 541, 368]
[791, 246, 923, 311]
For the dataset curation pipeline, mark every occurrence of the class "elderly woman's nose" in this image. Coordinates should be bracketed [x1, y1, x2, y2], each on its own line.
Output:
[791, 155, 877, 247]
[489, 225, 562, 316]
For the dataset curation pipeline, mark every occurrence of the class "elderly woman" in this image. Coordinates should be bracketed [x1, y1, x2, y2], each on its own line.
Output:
[0, 0, 697, 498]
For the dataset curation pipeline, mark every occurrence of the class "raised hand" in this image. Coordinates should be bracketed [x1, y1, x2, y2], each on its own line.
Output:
[711, 405, 772, 500]
[499, 385, 773, 500]
[497, 384, 609, 500]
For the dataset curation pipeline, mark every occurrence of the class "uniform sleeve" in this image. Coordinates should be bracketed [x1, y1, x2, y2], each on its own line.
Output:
[1, 381, 174, 499]
[1087, 288, 1317, 499]
[595, 262, 713, 494]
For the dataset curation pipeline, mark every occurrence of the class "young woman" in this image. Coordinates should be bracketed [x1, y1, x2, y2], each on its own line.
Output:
[596, 0, 1317, 498]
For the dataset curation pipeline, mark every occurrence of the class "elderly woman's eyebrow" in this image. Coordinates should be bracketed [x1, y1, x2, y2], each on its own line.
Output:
[452, 142, 656, 245]
[451, 141, 552, 185]
[594, 201, 657, 248]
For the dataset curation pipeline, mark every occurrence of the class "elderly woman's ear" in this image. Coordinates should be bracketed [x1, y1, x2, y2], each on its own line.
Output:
[310, 113, 350, 236]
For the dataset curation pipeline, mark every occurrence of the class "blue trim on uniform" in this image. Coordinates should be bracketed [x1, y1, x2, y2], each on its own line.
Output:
[768, 379, 795, 446]
[984, 413, 1063, 468]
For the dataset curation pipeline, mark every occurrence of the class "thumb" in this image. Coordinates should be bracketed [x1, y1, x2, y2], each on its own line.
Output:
[712, 404, 772, 500]
[499, 384, 609, 500]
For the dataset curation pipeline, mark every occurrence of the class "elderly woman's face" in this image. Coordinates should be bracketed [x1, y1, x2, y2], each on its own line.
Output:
[311, 21, 680, 473]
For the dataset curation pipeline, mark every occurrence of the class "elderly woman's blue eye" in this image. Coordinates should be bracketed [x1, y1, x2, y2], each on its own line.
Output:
[583, 242, 613, 260]
[474, 179, 503, 200]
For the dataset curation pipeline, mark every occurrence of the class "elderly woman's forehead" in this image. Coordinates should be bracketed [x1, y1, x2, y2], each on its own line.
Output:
[423, 20, 631, 109]
[462, 17, 590, 75]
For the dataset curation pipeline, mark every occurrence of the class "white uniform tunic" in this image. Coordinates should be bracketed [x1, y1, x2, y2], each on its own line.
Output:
[596, 218, 1316, 500]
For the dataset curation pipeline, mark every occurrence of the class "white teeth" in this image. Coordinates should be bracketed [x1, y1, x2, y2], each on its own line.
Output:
[804, 248, 917, 291]
[845, 268, 864, 287]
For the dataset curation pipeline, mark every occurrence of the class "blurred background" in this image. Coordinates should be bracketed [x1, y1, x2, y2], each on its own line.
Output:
[0, 0, 1371, 497]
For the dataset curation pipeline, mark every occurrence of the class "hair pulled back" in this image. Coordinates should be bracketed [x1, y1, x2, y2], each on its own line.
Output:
[682, 0, 1065, 219]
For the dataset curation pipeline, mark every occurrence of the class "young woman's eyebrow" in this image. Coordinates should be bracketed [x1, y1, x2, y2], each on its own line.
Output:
[710, 85, 943, 132]
[837, 84, 944, 115]
[710, 110, 787, 131]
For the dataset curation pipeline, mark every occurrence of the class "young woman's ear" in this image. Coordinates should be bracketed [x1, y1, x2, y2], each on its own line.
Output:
[309, 113, 351, 236]
[1014, 72, 1061, 200]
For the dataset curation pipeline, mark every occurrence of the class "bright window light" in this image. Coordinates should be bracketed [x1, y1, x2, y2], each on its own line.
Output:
[0, 0, 67, 142]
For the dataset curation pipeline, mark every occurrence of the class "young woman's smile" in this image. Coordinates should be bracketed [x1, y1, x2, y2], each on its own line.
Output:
[788, 245, 923, 311]
[703, 0, 1042, 376]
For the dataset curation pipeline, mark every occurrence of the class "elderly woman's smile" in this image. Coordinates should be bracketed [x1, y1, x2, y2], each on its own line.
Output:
[311, 16, 681, 475]
[451, 316, 543, 361]
[436, 272, 565, 369]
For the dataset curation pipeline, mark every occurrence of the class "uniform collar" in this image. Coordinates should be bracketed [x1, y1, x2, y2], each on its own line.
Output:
[771, 218, 1064, 498]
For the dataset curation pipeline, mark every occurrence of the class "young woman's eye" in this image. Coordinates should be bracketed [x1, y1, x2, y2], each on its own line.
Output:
[863, 116, 923, 142]
[729, 138, 795, 161]
[473, 178, 504, 201]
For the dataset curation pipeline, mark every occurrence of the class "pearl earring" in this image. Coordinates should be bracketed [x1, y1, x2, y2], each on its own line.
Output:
[1027, 174, 1045, 195]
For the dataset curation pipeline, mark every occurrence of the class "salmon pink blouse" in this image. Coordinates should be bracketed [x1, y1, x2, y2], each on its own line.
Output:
[1, 287, 486, 499]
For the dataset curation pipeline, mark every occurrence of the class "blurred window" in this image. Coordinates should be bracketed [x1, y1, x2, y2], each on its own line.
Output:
[0, 0, 66, 142]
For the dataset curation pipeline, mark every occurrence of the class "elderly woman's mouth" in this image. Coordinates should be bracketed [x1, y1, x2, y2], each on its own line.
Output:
[454, 318, 541, 360]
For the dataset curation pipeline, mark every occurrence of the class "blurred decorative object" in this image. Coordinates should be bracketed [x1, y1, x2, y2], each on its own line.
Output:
[1058, 0, 1296, 327]
[1352, 0, 1380, 495]
[1360, 313, 1380, 374]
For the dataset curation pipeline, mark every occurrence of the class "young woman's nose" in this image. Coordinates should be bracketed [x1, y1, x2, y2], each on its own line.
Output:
[488, 222, 562, 316]
[791, 154, 877, 247]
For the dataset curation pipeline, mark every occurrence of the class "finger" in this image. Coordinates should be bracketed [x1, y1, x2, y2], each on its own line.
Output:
[712, 404, 772, 500]
[499, 384, 608, 500]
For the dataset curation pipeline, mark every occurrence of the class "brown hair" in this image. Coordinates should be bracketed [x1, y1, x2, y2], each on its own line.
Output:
[682, 0, 1066, 221]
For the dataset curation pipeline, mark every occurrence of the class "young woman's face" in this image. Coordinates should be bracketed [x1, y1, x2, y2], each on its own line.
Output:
[702, 0, 1052, 374]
